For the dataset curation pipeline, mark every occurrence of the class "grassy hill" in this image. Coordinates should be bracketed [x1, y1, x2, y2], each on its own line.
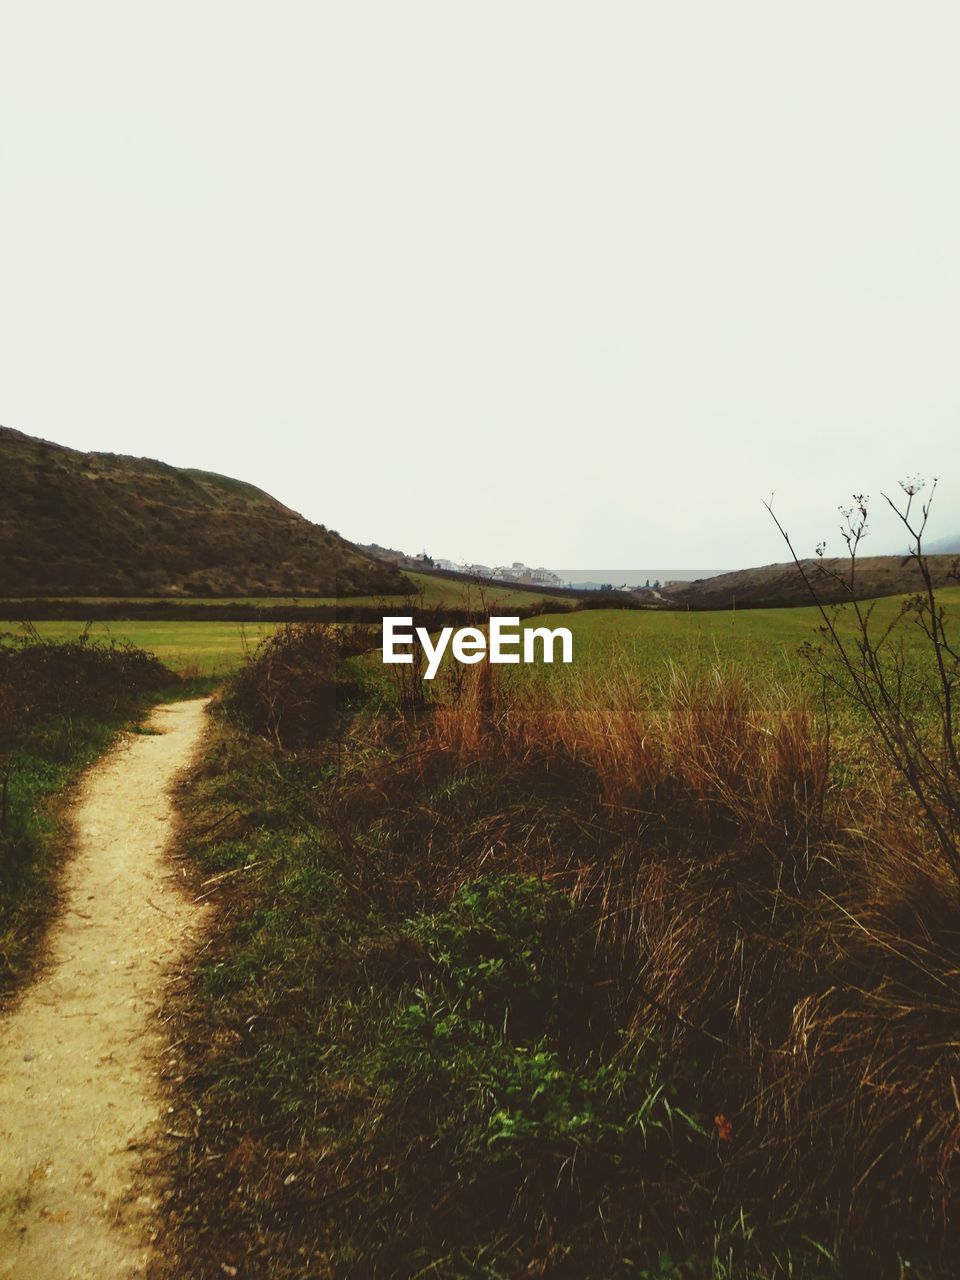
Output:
[662, 553, 959, 609]
[0, 426, 410, 597]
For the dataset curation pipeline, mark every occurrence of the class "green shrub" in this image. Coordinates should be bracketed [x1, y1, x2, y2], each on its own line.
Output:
[0, 632, 171, 737]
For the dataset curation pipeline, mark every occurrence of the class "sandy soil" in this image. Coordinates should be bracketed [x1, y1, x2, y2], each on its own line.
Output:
[0, 699, 210, 1279]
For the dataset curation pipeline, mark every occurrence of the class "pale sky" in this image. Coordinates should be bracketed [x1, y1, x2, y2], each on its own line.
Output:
[1, 2, 958, 568]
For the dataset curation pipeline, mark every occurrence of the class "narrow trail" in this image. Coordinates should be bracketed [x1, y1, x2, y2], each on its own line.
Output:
[0, 699, 210, 1279]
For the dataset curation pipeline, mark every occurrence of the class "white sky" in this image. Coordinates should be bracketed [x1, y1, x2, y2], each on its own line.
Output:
[1, 2, 958, 568]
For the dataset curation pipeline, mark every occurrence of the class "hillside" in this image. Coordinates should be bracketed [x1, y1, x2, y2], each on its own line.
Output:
[661, 553, 960, 610]
[927, 533, 960, 554]
[0, 426, 410, 597]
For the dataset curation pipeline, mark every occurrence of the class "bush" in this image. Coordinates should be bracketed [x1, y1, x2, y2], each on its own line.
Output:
[221, 623, 366, 748]
[0, 632, 173, 740]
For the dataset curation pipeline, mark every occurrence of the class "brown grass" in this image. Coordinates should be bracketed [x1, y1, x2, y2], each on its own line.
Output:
[160, 651, 960, 1275]
[387, 662, 960, 1263]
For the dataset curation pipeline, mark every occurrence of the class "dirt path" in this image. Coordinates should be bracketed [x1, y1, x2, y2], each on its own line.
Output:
[0, 699, 210, 1279]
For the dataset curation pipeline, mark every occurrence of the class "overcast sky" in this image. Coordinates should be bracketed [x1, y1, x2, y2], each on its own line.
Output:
[2, 2, 958, 568]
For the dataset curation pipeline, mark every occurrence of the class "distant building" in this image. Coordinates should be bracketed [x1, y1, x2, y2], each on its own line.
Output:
[490, 561, 562, 586]
[492, 564, 524, 582]
[428, 558, 563, 586]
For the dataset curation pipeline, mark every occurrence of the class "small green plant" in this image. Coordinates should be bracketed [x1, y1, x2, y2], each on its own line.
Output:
[405, 874, 574, 1037]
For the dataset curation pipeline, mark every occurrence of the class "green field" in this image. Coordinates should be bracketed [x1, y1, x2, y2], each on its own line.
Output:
[8, 586, 959, 678]
[2, 621, 283, 674]
[403, 571, 573, 609]
[517, 588, 960, 681]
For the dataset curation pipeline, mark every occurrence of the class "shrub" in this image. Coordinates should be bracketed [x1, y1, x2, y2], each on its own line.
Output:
[221, 624, 363, 748]
[0, 631, 172, 735]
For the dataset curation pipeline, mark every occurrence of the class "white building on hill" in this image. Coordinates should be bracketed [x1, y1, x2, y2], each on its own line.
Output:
[490, 562, 562, 587]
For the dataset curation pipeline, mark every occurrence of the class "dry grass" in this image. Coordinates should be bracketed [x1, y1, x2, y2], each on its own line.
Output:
[392, 662, 960, 1265]
[161, 647, 960, 1275]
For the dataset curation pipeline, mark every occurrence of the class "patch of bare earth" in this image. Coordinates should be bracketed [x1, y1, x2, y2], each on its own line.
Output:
[0, 699, 210, 1279]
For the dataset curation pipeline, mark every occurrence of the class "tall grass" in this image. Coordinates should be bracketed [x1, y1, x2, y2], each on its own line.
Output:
[408, 661, 960, 1267]
[159, 622, 960, 1276]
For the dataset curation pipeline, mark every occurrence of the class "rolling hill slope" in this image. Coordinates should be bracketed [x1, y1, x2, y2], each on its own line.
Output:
[662, 553, 960, 609]
[927, 533, 960, 554]
[0, 426, 410, 597]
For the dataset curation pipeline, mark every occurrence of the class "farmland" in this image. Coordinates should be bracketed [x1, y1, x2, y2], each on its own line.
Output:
[513, 586, 960, 687]
[7, 585, 959, 678]
[2, 620, 282, 675]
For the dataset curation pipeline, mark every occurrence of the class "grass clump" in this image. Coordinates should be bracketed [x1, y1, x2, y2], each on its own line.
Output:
[220, 623, 370, 747]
